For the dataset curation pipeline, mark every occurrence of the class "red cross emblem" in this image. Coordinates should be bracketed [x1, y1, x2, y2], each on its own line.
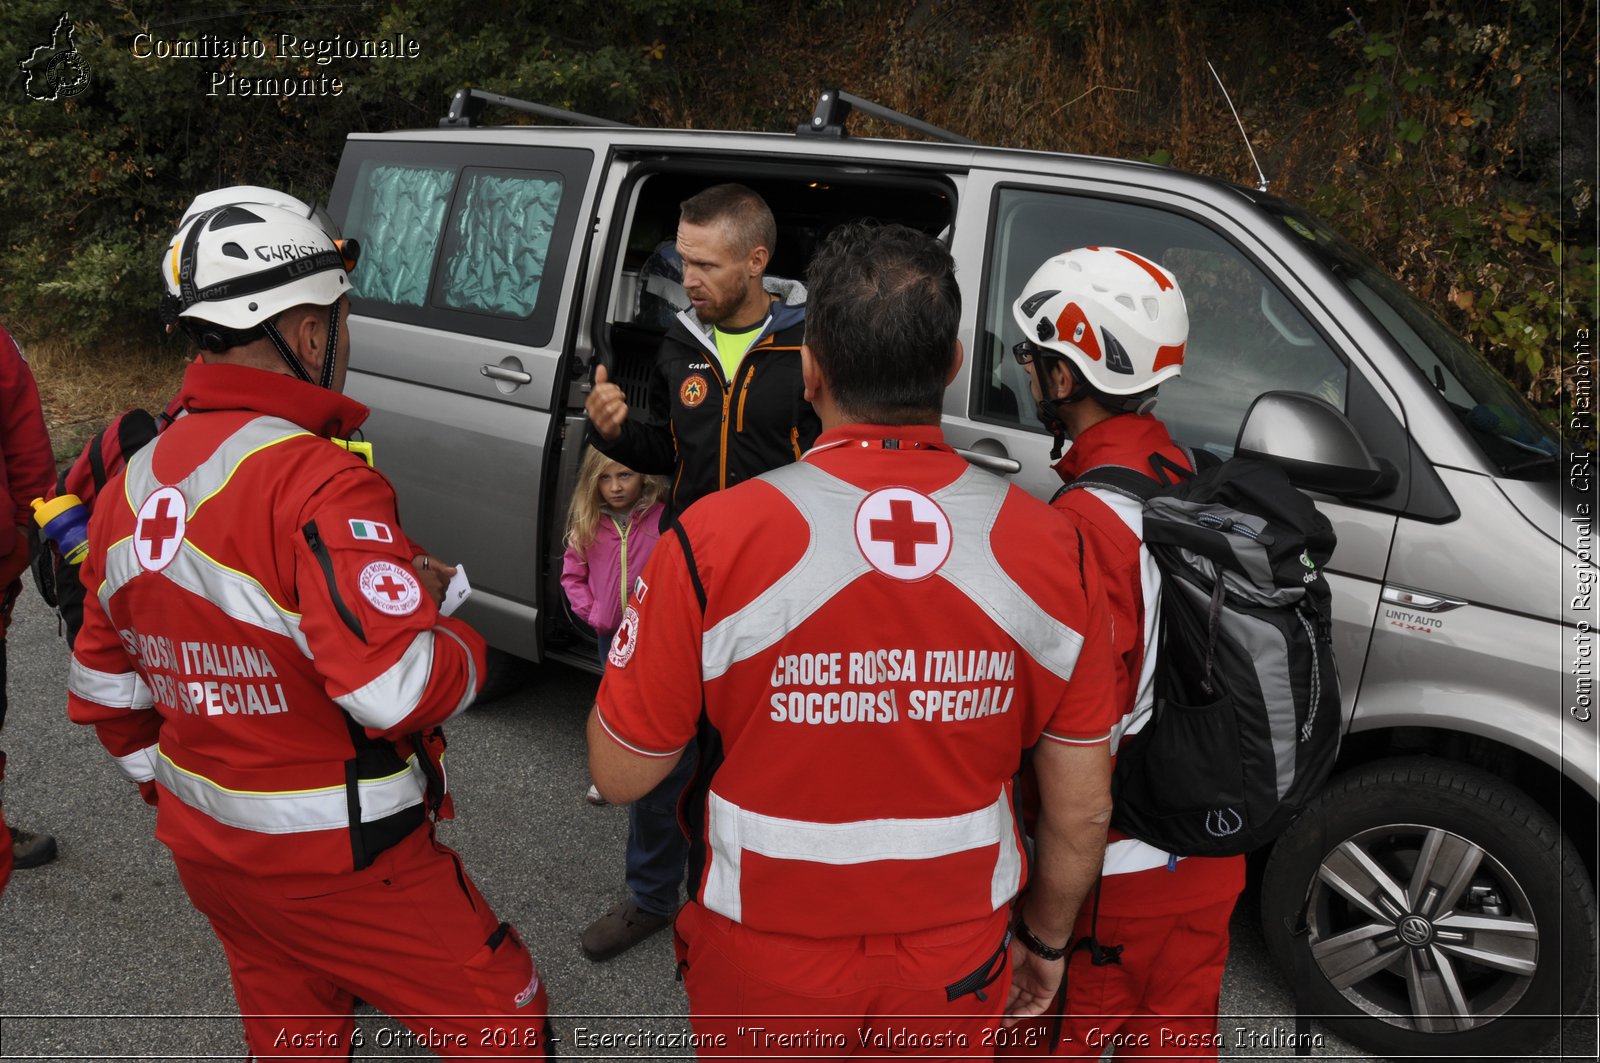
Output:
[372, 575, 408, 601]
[854, 488, 951, 582]
[358, 560, 421, 616]
[870, 498, 940, 566]
[135, 487, 188, 571]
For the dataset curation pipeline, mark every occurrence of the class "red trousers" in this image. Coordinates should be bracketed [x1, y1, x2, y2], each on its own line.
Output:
[674, 900, 1012, 1060]
[1054, 895, 1238, 1059]
[174, 825, 551, 1060]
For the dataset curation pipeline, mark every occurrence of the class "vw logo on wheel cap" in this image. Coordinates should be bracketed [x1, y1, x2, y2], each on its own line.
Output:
[1398, 914, 1434, 947]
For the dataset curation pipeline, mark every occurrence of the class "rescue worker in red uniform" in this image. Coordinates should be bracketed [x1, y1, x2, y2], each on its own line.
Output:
[2, 321, 60, 891]
[1011, 248, 1245, 1058]
[67, 201, 552, 1058]
[581, 183, 817, 964]
[589, 222, 1120, 1057]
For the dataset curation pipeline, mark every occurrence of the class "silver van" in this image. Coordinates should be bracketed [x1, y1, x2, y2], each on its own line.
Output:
[327, 89, 1595, 1058]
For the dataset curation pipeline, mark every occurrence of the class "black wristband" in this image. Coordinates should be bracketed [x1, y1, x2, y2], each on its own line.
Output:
[1013, 913, 1067, 961]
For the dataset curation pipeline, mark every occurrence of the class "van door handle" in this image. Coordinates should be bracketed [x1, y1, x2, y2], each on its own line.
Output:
[955, 444, 1022, 476]
[1381, 585, 1468, 612]
[481, 363, 533, 385]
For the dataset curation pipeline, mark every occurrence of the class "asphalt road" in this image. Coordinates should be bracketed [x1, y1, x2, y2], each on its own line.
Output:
[0, 585, 1542, 1062]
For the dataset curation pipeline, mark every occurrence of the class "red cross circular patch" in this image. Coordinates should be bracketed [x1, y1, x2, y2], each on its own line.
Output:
[853, 487, 952, 582]
[678, 374, 709, 409]
[608, 605, 640, 668]
[134, 486, 188, 572]
[358, 560, 422, 616]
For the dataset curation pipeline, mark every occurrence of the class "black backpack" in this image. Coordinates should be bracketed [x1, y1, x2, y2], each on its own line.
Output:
[1062, 453, 1341, 857]
[32, 407, 167, 646]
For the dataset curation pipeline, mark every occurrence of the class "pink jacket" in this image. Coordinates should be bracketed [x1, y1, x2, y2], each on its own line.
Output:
[561, 500, 665, 634]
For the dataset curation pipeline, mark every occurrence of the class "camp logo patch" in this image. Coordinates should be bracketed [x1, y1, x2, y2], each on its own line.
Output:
[678, 374, 709, 409]
[358, 560, 421, 616]
[348, 518, 393, 543]
[608, 605, 641, 668]
[134, 486, 188, 572]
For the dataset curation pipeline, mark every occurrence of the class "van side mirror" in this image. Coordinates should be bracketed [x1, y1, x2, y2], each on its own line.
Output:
[1235, 391, 1398, 497]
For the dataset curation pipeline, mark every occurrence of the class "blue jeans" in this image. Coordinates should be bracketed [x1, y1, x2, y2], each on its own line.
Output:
[597, 630, 697, 917]
[626, 744, 698, 916]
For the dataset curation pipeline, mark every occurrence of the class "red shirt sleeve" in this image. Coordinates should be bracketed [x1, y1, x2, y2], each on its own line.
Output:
[294, 465, 487, 738]
[1039, 515, 1121, 746]
[593, 529, 704, 756]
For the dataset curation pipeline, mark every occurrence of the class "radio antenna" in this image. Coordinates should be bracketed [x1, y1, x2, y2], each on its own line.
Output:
[1206, 59, 1269, 192]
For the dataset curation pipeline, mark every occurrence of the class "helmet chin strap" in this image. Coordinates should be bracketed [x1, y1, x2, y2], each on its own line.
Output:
[260, 302, 341, 389]
[1035, 356, 1091, 460]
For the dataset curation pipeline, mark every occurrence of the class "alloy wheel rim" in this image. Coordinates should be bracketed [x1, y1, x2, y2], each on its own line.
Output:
[1305, 822, 1539, 1033]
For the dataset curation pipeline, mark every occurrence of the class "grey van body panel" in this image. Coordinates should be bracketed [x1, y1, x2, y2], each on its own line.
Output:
[350, 366, 546, 658]
[1354, 595, 1596, 799]
[1386, 468, 1567, 622]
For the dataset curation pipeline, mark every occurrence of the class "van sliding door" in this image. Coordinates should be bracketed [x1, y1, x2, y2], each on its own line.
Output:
[329, 139, 598, 658]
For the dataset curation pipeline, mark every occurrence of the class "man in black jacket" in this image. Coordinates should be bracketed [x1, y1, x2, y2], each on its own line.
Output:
[580, 183, 817, 961]
[586, 183, 817, 524]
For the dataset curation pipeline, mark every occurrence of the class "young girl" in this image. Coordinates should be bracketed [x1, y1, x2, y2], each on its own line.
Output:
[562, 449, 665, 806]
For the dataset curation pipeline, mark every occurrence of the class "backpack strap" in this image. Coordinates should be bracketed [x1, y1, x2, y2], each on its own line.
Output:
[669, 519, 707, 614]
[1059, 464, 1162, 503]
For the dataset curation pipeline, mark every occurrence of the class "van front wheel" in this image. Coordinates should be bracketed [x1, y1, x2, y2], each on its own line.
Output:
[1259, 758, 1596, 1059]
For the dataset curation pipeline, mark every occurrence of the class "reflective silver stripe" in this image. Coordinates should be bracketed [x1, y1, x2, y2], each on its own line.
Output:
[153, 751, 426, 834]
[106, 540, 311, 658]
[702, 788, 1021, 923]
[702, 463, 870, 681]
[703, 462, 1084, 682]
[436, 625, 479, 718]
[123, 415, 309, 519]
[932, 466, 1085, 681]
[1103, 836, 1175, 876]
[103, 427, 312, 659]
[336, 629, 438, 730]
[68, 658, 154, 709]
[114, 744, 159, 784]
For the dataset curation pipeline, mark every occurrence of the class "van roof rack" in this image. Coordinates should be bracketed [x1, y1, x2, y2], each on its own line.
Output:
[441, 87, 632, 129]
[796, 89, 975, 146]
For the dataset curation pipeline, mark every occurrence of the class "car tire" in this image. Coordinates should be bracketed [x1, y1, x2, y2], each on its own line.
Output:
[474, 647, 535, 705]
[1260, 757, 1597, 1060]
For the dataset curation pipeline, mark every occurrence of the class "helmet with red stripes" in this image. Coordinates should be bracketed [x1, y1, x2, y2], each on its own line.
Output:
[1011, 246, 1188, 397]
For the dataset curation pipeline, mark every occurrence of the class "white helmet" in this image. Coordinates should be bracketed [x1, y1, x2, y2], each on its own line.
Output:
[166, 203, 350, 330]
[1011, 246, 1189, 396]
[161, 186, 315, 302]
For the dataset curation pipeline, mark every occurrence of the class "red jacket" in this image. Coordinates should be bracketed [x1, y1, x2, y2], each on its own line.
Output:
[1052, 414, 1243, 915]
[68, 361, 487, 876]
[0, 325, 55, 562]
[597, 423, 1118, 937]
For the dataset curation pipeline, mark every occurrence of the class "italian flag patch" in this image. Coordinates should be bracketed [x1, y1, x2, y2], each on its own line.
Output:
[348, 519, 393, 543]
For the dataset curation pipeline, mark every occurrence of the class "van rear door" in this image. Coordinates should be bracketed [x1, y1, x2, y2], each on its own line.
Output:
[329, 137, 598, 659]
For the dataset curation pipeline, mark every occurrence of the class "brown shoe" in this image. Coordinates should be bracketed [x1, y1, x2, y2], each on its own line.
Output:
[580, 899, 670, 961]
[11, 827, 58, 870]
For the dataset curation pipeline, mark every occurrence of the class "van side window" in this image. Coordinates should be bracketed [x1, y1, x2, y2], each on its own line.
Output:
[346, 162, 456, 308]
[437, 169, 565, 317]
[979, 188, 1348, 457]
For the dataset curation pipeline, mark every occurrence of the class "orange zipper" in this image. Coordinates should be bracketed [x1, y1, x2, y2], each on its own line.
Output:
[736, 363, 756, 432]
[719, 388, 732, 490]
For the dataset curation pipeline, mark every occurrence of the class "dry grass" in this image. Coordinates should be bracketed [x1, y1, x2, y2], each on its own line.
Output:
[22, 333, 189, 465]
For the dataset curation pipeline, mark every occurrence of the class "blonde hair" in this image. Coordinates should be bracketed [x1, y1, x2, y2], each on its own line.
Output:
[564, 446, 666, 552]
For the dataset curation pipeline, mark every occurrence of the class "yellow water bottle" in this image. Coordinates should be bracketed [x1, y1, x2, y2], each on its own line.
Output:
[32, 494, 91, 566]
